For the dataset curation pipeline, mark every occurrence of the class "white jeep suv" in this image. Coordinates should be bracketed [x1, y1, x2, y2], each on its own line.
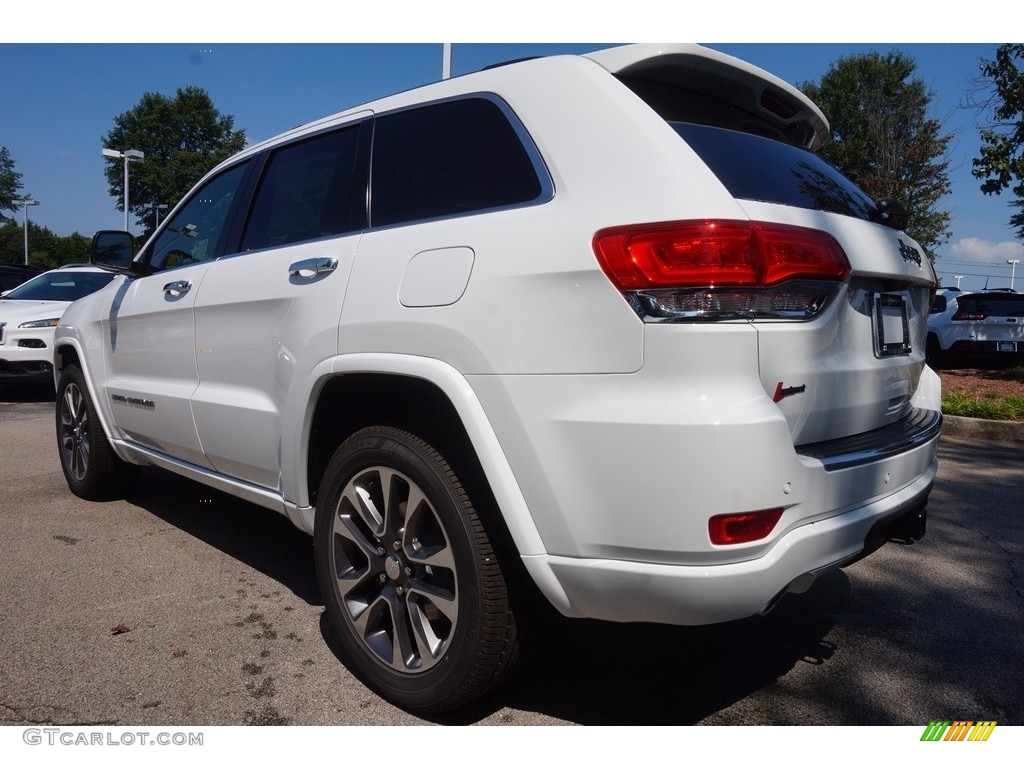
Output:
[54, 44, 941, 712]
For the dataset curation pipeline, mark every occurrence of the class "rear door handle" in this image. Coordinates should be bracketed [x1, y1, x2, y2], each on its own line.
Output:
[163, 280, 192, 297]
[289, 257, 338, 278]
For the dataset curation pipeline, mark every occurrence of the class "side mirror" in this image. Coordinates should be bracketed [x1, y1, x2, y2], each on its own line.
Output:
[90, 230, 136, 273]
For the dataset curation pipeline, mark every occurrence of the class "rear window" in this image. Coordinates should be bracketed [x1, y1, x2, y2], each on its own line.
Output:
[672, 122, 878, 222]
[957, 294, 1024, 317]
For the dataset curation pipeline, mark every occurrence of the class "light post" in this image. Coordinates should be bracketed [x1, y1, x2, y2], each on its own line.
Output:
[1009, 259, 1021, 292]
[954, 274, 963, 289]
[11, 197, 39, 266]
[149, 203, 168, 231]
[102, 147, 145, 231]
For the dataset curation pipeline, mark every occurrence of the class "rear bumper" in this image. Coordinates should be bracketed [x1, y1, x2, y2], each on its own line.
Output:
[521, 464, 936, 625]
[470, 334, 942, 626]
[947, 339, 1023, 358]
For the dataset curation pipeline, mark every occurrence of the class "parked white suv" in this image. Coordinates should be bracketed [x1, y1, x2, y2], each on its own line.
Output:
[927, 288, 1023, 363]
[54, 44, 941, 712]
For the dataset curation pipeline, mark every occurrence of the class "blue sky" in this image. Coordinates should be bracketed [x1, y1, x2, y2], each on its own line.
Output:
[3, 6, 1022, 292]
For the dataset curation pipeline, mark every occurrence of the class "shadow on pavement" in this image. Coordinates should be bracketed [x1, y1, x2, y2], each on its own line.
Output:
[0, 380, 55, 403]
[124, 467, 321, 606]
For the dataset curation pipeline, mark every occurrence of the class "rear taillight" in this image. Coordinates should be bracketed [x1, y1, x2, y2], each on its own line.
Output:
[952, 308, 987, 321]
[708, 508, 784, 545]
[593, 220, 850, 321]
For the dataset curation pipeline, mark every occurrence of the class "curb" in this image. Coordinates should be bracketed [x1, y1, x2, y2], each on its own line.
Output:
[941, 414, 1024, 445]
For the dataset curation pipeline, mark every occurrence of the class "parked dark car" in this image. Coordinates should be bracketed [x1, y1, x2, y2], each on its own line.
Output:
[0, 264, 44, 294]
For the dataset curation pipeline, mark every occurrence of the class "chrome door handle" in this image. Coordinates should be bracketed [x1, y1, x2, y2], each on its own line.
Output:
[289, 257, 338, 277]
[163, 280, 192, 297]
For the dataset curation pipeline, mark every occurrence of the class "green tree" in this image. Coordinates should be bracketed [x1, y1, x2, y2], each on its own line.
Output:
[102, 86, 246, 234]
[1, 146, 24, 222]
[1, 221, 90, 268]
[802, 51, 953, 260]
[971, 44, 1024, 240]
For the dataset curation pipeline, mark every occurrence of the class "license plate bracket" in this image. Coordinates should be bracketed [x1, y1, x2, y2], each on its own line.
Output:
[997, 341, 1019, 353]
[873, 292, 911, 358]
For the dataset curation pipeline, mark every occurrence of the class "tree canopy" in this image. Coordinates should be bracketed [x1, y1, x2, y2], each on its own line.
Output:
[101, 86, 247, 235]
[1, 146, 24, 222]
[0, 220, 89, 269]
[802, 51, 953, 260]
[971, 44, 1024, 240]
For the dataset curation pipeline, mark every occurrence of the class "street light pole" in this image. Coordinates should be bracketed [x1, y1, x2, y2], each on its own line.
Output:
[11, 198, 39, 266]
[954, 274, 963, 289]
[102, 147, 145, 231]
[1009, 259, 1021, 292]
[150, 203, 168, 231]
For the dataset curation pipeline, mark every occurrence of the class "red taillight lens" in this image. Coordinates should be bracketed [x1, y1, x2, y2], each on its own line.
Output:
[708, 508, 784, 545]
[952, 309, 987, 321]
[593, 220, 850, 290]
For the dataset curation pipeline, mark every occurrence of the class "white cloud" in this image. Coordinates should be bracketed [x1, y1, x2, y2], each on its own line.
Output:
[950, 237, 1024, 263]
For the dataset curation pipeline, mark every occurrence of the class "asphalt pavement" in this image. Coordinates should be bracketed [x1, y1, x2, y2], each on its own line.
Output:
[0, 383, 1021, 726]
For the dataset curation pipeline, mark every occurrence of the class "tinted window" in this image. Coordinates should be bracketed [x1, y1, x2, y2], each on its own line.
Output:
[958, 294, 1024, 317]
[672, 122, 879, 222]
[929, 295, 947, 314]
[371, 98, 543, 227]
[242, 125, 364, 251]
[149, 162, 249, 272]
[3, 270, 117, 301]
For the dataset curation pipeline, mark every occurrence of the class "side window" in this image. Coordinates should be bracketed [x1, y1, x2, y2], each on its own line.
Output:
[149, 162, 249, 272]
[371, 97, 544, 227]
[929, 295, 947, 314]
[241, 124, 364, 251]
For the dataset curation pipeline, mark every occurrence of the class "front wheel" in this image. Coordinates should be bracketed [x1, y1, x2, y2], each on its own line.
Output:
[55, 364, 136, 500]
[314, 426, 522, 712]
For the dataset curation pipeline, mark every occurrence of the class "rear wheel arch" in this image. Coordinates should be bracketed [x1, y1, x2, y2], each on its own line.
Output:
[307, 375, 548, 709]
[306, 373, 511, 549]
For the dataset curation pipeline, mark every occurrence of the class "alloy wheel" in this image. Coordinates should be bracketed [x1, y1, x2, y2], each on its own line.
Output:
[328, 465, 459, 674]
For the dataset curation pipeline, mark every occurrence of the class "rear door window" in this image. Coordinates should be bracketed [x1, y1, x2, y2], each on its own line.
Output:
[370, 97, 547, 227]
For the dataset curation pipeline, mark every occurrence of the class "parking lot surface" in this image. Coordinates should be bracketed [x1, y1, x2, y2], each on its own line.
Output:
[1, 386, 1021, 726]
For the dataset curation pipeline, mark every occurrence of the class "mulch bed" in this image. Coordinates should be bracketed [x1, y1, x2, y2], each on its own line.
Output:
[935, 362, 1024, 399]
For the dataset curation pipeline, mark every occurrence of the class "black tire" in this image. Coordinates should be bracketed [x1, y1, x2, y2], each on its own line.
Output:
[925, 334, 944, 367]
[314, 426, 522, 712]
[55, 365, 136, 500]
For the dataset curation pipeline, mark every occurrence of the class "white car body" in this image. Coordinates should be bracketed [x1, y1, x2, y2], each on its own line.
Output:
[0, 266, 116, 381]
[54, 44, 941, 710]
[927, 288, 1024, 360]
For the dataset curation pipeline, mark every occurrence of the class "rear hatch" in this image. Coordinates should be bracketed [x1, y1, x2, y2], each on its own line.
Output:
[589, 45, 936, 446]
[951, 292, 1024, 350]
